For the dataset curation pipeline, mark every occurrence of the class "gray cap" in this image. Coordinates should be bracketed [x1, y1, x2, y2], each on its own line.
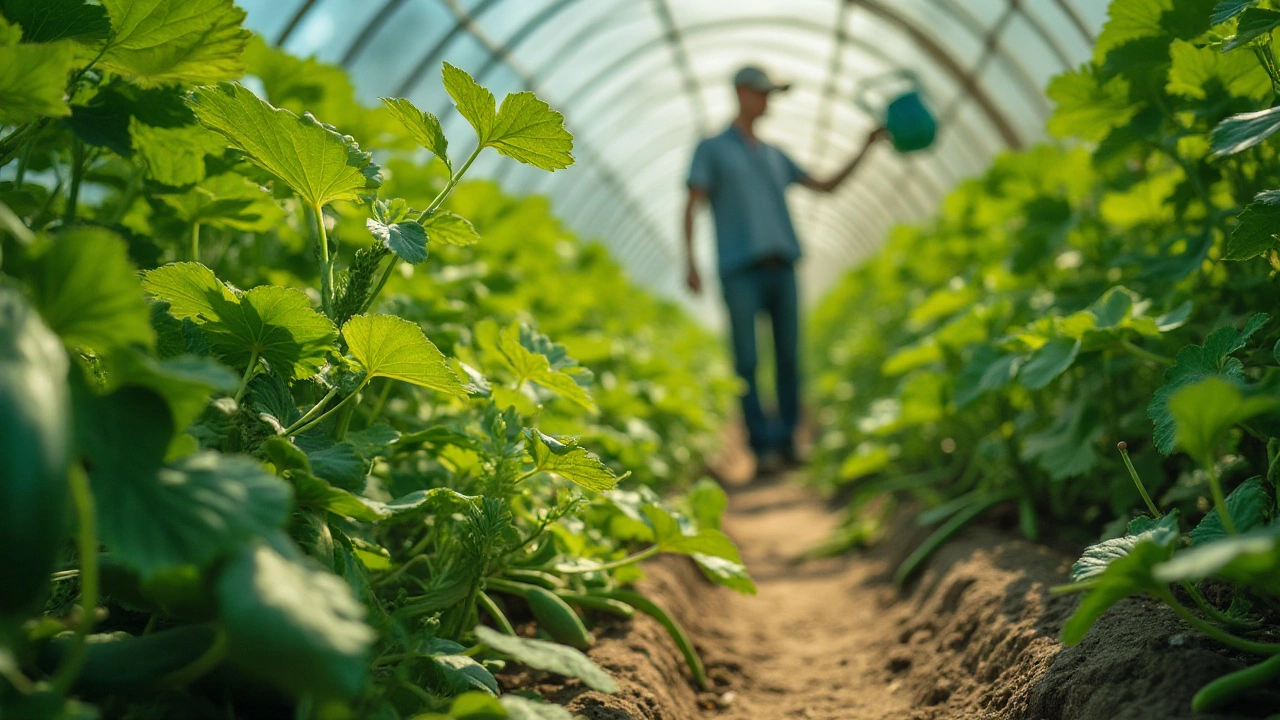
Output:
[733, 65, 791, 93]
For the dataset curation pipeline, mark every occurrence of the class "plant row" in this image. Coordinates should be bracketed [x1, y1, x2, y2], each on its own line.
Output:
[810, 0, 1280, 711]
[0, 2, 745, 719]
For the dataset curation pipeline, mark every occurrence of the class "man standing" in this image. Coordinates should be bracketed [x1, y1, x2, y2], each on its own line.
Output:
[685, 65, 885, 469]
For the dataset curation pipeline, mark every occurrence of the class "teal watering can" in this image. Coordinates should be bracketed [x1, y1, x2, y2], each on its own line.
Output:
[854, 70, 937, 153]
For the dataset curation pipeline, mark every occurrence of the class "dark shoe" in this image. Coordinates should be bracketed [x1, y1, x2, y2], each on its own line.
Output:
[780, 444, 809, 469]
[754, 451, 785, 477]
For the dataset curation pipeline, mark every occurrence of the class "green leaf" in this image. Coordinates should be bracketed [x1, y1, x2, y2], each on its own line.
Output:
[442, 63, 498, 145]
[953, 346, 1019, 408]
[643, 504, 743, 562]
[472, 625, 617, 693]
[1213, 0, 1260, 25]
[1191, 477, 1273, 544]
[99, 0, 250, 88]
[423, 211, 481, 246]
[686, 477, 728, 531]
[499, 695, 573, 720]
[1223, 7, 1280, 50]
[289, 471, 385, 523]
[1153, 528, 1280, 591]
[1212, 107, 1280, 158]
[0, 41, 75, 124]
[1017, 338, 1081, 390]
[380, 96, 450, 171]
[366, 217, 427, 264]
[342, 314, 467, 395]
[1061, 539, 1173, 645]
[1021, 399, 1102, 481]
[692, 554, 757, 595]
[218, 538, 375, 699]
[107, 351, 238, 432]
[1070, 513, 1180, 582]
[424, 651, 499, 696]
[0, 287, 72, 618]
[529, 430, 623, 493]
[155, 173, 285, 231]
[1167, 39, 1270, 100]
[1170, 377, 1280, 466]
[188, 82, 381, 208]
[129, 118, 225, 186]
[78, 386, 291, 577]
[0, 0, 110, 43]
[1046, 68, 1138, 142]
[492, 323, 595, 411]
[143, 263, 337, 379]
[1225, 190, 1280, 260]
[443, 692, 506, 719]
[441, 62, 574, 171]
[1148, 314, 1269, 453]
[29, 227, 155, 352]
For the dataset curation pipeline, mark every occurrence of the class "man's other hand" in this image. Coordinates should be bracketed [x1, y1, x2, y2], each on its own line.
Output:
[686, 265, 703, 294]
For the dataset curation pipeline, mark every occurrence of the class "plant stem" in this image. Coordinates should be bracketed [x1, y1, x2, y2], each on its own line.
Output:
[360, 144, 485, 316]
[557, 546, 660, 574]
[1120, 339, 1173, 366]
[160, 629, 228, 688]
[233, 349, 258, 403]
[310, 203, 334, 317]
[1182, 581, 1260, 629]
[417, 144, 483, 222]
[1157, 588, 1280, 656]
[287, 385, 364, 437]
[477, 591, 517, 636]
[191, 222, 202, 263]
[1207, 463, 1237, 535]
[363, 378, 393, 428]
[14, 138, 32, 190]
[50, 465, 100, 697]
[63, 138, 86, 225]
[1118, 443, 1161, 517]
[285, 387, 340, 435]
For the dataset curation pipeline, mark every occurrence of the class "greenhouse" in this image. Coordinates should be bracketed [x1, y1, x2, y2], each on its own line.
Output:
[4, 0, 1280, 718]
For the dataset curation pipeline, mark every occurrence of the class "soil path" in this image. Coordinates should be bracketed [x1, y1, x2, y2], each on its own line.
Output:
[527, 449, 1273, 720]
[707, 474, 914, 720]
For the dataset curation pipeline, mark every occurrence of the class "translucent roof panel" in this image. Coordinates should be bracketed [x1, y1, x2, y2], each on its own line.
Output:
[238, 0, 1103, 322]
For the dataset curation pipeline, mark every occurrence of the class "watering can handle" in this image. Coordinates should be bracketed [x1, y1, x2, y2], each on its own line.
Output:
[852, 69, 922, 115]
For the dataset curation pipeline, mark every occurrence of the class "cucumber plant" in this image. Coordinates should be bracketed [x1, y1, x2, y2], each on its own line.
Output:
[0, 2, 745, 718]
[810, 0, 1280, 711]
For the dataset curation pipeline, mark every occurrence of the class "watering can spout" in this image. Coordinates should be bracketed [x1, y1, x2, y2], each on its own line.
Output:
[853, 70, 937, 154]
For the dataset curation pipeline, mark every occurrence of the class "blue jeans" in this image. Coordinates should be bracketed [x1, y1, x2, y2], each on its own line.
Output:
[721, 261, 799, 457]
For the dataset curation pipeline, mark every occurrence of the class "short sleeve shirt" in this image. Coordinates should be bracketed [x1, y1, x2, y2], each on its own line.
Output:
[687, 125, 809, 277]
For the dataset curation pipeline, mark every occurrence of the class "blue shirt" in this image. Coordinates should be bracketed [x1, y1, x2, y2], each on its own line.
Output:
[687, 125, 809, 277]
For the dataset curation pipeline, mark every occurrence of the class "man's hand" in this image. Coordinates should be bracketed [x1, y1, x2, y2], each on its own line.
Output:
[869, 126, 889, 144]
[686, 264, 703, 294]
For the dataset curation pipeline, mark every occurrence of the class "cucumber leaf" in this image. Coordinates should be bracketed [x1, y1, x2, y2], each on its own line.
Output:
[1070, 512, 1180, 582]
[366, 217, 427, 264]
[442, 63, 574, 171]
[472, 626, 616, 693]
[1148, 314, 1268, 454]
[1190, 476, 1274, 544]
[1061, 539, 1174, 645]
[99, 0, 250, 88]
[380, 96, 450, 171]
[0, 41, 76, 124]
[1017, 338, 1081, 390]
[423, 211, 481, 246]
[342, 314, 467, 395]
[128, 118, 225, 186]
[1170, 377, 1280, 467]
[643, 504, 741, 561]
[1224, 190, 1280, 260]
[1154, 528, 1280, 593]
[188, 82, 381, 208]
[143, 263, 337, 379]
[78, 386, 291, 578]
[29, 228, 155, 352]
[218, 537, 375, 699]
[0, 0, 110, 43]
[528, 429, 623, 493]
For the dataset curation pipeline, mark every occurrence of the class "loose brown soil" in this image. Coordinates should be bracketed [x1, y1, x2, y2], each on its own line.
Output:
[502, 466, 1279, 719]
